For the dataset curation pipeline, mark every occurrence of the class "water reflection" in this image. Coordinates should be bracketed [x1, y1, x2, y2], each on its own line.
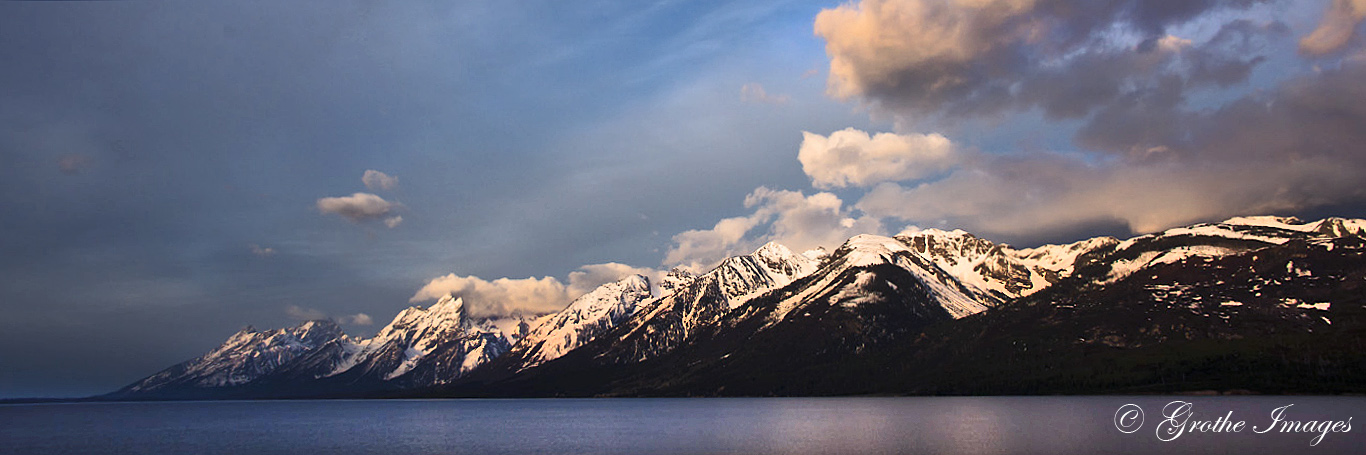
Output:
[1, 396, 1362, 454]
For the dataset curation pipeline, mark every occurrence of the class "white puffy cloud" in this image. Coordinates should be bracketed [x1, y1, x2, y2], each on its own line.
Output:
[799, 128, 958, 188]
[664, 187, 884, 270]
[361, 169, 399, 191]
[566, 262, 666, 296]
[410, 263, 664, 318]
[316, 192, 397, 223]
[1300, 0, 1366, 55]
[340, 313, 374, 326]
[665, 215, 765, 271]
[409, 274, 567, 317]
[383, 215, 403, 229]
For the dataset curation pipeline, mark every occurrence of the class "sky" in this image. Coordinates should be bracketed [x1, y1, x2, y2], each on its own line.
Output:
[2, 0, 1364, 398]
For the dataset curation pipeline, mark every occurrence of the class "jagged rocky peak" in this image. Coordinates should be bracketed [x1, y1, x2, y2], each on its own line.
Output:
[1166, 215, 1366, 243]
[611, 273, 651, 294]
[378, 294, 468, 339]
[1221, 215, 1305, 228]
[832, 234, 913, 267]
[1312, 217, 1366, 237]
[117, 319, 349, 395]
[1015, 236, 1120, 272]
[222, 319, 345, 353]
[802, 247, 829, 261]
[292, 319, 347, 343]
[707, 241, 819, 303]
[749, 241, 817, 277]
[661, 267, 697, 295]
[511, 274, 654, 368]
[323, 293, 517, 384]
[897, 228, 1001, 265]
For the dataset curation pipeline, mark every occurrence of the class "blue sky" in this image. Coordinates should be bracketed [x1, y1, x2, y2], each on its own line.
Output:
[2, 0, 1364, 397]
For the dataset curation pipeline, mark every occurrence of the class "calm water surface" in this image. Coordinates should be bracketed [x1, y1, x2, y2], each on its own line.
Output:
[1, 397, 1362, 454]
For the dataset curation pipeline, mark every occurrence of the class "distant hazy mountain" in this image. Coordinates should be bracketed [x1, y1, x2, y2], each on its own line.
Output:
[108, 216, 1366, 399]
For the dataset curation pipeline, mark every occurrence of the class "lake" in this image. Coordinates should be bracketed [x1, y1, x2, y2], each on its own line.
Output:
[1, 397, 1362, 454]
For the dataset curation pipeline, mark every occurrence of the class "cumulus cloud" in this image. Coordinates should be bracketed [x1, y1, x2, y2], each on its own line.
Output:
[317, 192, 398, 223]
[384, 215, 403, 229]
[799, 128, 959, 188]
[410, 263, 664, 318]
[664, 187, 884, 270]
[1301, 0, 1366, 55]
[340, 313, 374, 326]
[814, 0, 1273, 120]
[567, 262, 666, 296]
[740, 83, 790, 105]
[362, 169, 399, 191]
[666, 216, 765, 271]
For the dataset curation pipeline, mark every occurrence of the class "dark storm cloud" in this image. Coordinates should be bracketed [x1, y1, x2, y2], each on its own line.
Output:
[785, 0, 1366, 243]
[814, 0, 1276, 121]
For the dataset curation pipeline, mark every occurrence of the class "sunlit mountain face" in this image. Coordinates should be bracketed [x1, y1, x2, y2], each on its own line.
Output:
[4, 0, 1366, 400]
[109, 216, 1366, 398]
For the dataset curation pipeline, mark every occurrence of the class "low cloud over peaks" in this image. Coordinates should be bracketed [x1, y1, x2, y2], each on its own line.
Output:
[665, 187, 884, 270]
[410, 263, 664, 318]
[285, 305, 373, 326]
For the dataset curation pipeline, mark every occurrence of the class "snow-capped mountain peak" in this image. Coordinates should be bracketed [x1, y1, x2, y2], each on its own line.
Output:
[112, 214, 1366, 399]
[1221, 215, 1305, 228]
[660, 267, 697, 296]
[508, 274, 653, 369]
[802, 247, 829, 261]
[372, 294, 468, 345]
[711, 241, 819, 306]
[116, 319, 348, 395]
[835, 234, 914, 267]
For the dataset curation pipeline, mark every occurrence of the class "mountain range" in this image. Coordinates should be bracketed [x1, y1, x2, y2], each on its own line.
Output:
[105, 215, 1366, 399]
